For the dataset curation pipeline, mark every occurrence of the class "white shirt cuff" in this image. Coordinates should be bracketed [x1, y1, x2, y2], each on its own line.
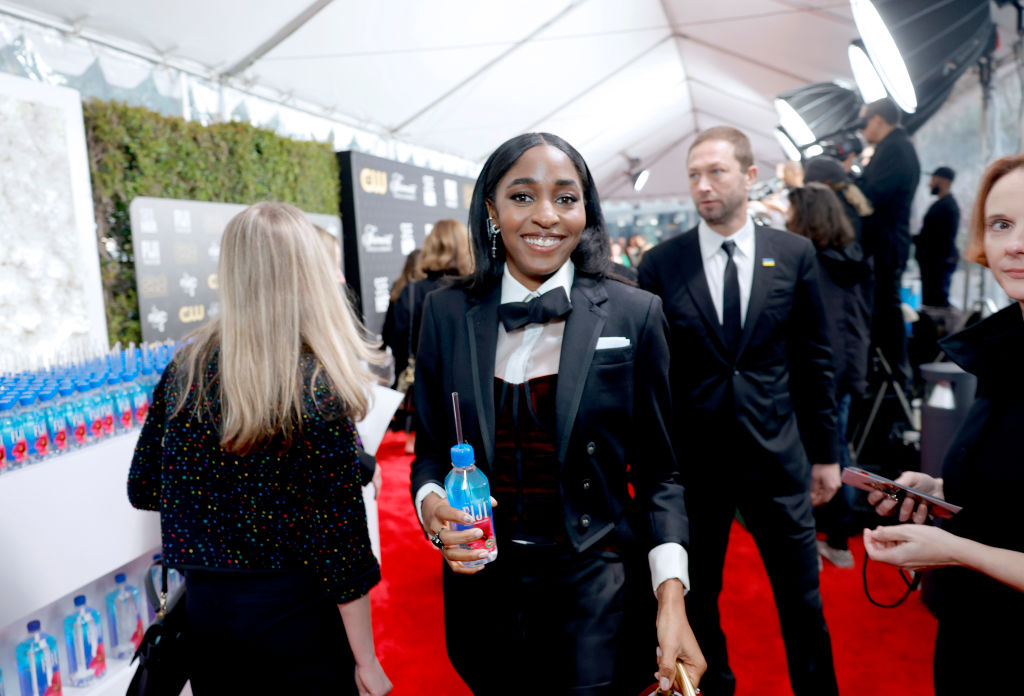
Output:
[649, 542, 690, 596]
[414, 482, 447, 529]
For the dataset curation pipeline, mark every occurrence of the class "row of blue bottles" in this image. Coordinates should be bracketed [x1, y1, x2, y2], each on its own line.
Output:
[15, 573, 144, 695]
[0, 342, 174, 474]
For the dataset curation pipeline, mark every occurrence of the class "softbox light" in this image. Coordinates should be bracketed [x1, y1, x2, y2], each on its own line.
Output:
[851, 0, 995, 132]
[774, 82, 863, 156]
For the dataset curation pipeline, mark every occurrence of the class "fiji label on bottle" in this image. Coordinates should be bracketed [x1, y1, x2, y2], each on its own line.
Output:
[2, 427, 28, 465]
[451, 499, 498, 564]
[23, 647, 61, 696]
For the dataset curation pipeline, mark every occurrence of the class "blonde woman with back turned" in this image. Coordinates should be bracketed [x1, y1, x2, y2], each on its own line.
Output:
[128, 202, 392, 695]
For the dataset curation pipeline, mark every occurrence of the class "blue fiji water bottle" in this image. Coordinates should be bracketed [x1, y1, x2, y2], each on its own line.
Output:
[38, 387, 69, 457]
[444, 443, 498, 566]
[67, 381, 92, 448]
[105, 573, 143, 659]
[18, 391, 52, 463]
[63, 596, 106, 687]
[16, 620, 62, 696]
[110, 371, 135, 433]
[0, 396, 29, 470]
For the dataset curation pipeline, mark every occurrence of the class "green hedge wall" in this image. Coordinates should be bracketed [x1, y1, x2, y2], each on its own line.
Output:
[83, 100, 340, 346]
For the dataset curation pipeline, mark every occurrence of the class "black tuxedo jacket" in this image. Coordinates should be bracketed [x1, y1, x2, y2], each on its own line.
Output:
[638, 226, 839, 490]
[410, 273, 688, 554]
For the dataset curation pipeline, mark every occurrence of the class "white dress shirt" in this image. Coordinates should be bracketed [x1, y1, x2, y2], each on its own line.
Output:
[697, 217, 756, 326]
[416, 260, 689, 594]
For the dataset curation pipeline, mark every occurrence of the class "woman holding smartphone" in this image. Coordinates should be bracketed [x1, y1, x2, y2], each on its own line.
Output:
[409, 133, 704, 695]
[865, 155, 1024, 694]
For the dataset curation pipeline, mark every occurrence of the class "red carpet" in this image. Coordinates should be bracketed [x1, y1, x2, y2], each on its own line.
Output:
[371, 431, 936, 695]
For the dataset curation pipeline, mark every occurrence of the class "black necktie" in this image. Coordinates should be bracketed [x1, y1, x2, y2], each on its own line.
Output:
[497, 288, 572, 331]
[721, 240, 741, 353]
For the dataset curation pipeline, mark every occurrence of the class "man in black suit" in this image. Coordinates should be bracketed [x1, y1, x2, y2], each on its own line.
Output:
[852, 97, 921, 387]
[639, 126, 841, 696]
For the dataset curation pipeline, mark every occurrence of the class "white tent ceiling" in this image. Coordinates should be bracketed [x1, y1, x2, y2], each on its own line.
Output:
[2, 0, 1017, 203]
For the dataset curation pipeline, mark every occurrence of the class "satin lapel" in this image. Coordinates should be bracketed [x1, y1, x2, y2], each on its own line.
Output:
[681, 228, 729, 355]
[555, 277, 606, 464]
[464, 288, 500, 467]
[737, 228, 772, 356]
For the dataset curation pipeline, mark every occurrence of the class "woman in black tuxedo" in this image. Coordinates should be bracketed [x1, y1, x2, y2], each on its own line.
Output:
[409, 133, 704, 695]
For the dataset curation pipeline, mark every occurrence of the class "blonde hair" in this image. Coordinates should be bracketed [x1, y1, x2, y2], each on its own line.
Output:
[419, 219, 472, 275]
[965, 155, 1024, 266]
[172, 202, 381, 455]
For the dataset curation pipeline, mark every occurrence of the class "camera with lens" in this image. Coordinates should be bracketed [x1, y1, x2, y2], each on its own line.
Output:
[817, 131, 864, 161]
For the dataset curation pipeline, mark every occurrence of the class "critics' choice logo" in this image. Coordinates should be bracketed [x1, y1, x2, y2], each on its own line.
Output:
[207, 274, 218, 290]
[422, 175, 438, 207]
[179, 271, 198, 298]
[139, 240, 161, 266]
[373, 276, 390, 313]
[138, 274, 168, 298]
[179, 305, 205, 323]
[139, 207, 158, 233]
[360, 168, 387, 195]
[443, 179, 459, 209]
[361, 224, 393, 253]
[208, 241, 220, 260]
[147, 305, 168, 332]
[173, 209, 192, 234]
[400, 222, 416, 255]
[390, 173, 418, 201]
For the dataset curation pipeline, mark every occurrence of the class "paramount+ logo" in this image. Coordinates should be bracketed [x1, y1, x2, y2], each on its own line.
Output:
[360, 168, 387, 195]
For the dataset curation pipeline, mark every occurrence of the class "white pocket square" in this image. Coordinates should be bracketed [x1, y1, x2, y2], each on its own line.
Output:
[596, 336, 630, 350]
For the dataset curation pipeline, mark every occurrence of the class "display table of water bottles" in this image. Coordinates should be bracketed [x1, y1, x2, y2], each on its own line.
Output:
[0, 344, 173, 696]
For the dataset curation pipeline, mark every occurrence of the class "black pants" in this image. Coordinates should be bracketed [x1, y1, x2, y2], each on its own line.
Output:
[442, 543, 655, 695]
[184, 569, 357, 696]
[872, 240, 913, 388]
[684, 460, 838, 696]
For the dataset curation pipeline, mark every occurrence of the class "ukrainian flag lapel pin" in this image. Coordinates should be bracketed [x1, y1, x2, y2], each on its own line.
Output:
[762, 257, 776, 267]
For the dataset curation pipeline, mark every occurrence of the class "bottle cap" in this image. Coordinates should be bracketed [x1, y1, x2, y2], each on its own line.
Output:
[114, 572, 127, 583]
[26, 620, 40, 632]
[73, 595, 86, 607]
[450, 443, 475, 467]
[18, 392, 36, 407]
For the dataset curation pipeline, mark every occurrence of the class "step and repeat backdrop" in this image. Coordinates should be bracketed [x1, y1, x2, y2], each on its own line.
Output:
[129, 197, 341, 344]
[338, 151, 475, 337]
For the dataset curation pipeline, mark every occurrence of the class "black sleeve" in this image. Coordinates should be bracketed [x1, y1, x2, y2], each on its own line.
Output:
[630, 294, 689, 548]
[409, 292, 449, 507]
[856, 140, 916, 208]
[127, 364, 176, 511]
[300, 418, 381, 603]
[787, 242, 840, 463]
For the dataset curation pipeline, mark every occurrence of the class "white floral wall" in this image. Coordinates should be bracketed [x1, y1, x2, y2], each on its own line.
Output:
[0, 74, 106, 367]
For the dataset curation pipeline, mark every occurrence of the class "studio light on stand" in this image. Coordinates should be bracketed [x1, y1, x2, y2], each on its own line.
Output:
[850, 0, 995, 132]
[848, 39, 888, 103]
[628, 157, 650, 193]
[774, 127, 802, 162]
[774, 82, 863, 161]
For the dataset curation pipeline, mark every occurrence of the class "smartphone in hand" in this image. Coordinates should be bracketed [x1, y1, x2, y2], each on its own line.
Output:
[841, 467, 962, 519]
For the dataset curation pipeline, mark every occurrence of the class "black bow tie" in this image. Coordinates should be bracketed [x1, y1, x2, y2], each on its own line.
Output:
[498, 288, 572, 331]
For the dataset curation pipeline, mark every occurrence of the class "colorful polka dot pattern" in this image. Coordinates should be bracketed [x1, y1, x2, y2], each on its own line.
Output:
[128, 353, 380, 603]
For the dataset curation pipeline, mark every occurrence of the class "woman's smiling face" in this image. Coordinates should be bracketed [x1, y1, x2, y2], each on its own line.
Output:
[486, 144, 586, 291]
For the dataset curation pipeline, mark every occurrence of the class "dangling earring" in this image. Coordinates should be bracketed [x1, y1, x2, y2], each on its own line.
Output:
[487, 217, 500, 259]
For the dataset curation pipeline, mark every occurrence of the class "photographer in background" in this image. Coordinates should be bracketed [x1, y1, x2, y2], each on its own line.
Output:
[847, 97, 920, 392]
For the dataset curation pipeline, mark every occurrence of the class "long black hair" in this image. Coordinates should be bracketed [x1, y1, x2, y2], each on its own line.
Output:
[463, 132, 613, 293]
